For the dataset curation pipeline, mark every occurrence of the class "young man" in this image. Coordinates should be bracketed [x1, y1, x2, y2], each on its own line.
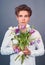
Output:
[1, 4, 44, 65]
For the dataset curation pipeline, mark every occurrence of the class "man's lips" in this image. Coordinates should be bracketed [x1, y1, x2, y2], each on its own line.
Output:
[21, 22, 26, 23]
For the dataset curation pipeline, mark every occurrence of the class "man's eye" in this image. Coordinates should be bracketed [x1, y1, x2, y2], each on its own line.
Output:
[18, 15, 29, 17]
[18, 15, 22, 17]
[24, 15, 29, 17]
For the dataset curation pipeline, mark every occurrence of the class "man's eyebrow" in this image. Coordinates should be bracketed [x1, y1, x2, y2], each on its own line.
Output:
[18, 15, 22, 16]
[18, 14, 29, 17]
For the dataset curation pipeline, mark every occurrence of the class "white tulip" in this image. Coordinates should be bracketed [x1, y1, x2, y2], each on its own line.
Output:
[13, 39, 18, 44]
[9, 26, 16, 31]
[18, 51, 24, 56]
[9, 26, 13, 30]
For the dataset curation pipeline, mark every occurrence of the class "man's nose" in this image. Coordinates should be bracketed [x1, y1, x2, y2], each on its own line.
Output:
[22, 17, 25, 21]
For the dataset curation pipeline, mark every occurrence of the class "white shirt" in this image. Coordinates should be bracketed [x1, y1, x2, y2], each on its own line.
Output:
[1, 24, 44, 65]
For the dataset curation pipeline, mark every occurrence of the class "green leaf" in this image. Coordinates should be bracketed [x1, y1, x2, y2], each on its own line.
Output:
[21, 55, 25, 64]
[15, 55, 20, 61]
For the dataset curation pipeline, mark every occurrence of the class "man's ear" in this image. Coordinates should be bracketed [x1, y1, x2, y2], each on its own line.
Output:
[16, 16, 18, 20]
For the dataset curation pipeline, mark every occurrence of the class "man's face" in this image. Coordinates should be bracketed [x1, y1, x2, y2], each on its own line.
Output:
[16, 11, 30, 26]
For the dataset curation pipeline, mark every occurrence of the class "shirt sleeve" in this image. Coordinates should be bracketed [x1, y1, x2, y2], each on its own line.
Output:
[1, 29, 15, 55]
[29, 29, 44, 57]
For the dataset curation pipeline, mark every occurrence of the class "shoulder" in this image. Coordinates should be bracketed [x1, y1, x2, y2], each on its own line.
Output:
[4, 26, 16, 37]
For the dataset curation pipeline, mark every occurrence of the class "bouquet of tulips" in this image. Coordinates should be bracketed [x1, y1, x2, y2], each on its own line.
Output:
[9, 25, 35, 64]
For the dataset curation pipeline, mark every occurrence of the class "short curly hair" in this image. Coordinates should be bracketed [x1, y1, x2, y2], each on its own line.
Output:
[15, 4, 32, 17]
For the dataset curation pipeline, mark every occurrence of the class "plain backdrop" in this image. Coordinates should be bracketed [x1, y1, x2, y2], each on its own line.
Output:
[0, 0, 45, 65]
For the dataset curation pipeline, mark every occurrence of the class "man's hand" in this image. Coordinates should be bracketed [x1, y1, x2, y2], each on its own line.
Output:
[12, 45, 21, 52]
[23, 47, 31, 55]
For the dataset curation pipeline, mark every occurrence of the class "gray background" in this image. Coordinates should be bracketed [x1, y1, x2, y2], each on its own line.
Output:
[0, 0, 45, 65]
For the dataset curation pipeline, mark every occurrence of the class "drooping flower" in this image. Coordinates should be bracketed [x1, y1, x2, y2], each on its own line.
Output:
[30, 41, 35, 45]
[21, 25, 26, 29]
[30, 29, 35, 34]
[37, 39, 41, 44]
[15, 48, 19, 53]
[15, 28, 20, 34]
